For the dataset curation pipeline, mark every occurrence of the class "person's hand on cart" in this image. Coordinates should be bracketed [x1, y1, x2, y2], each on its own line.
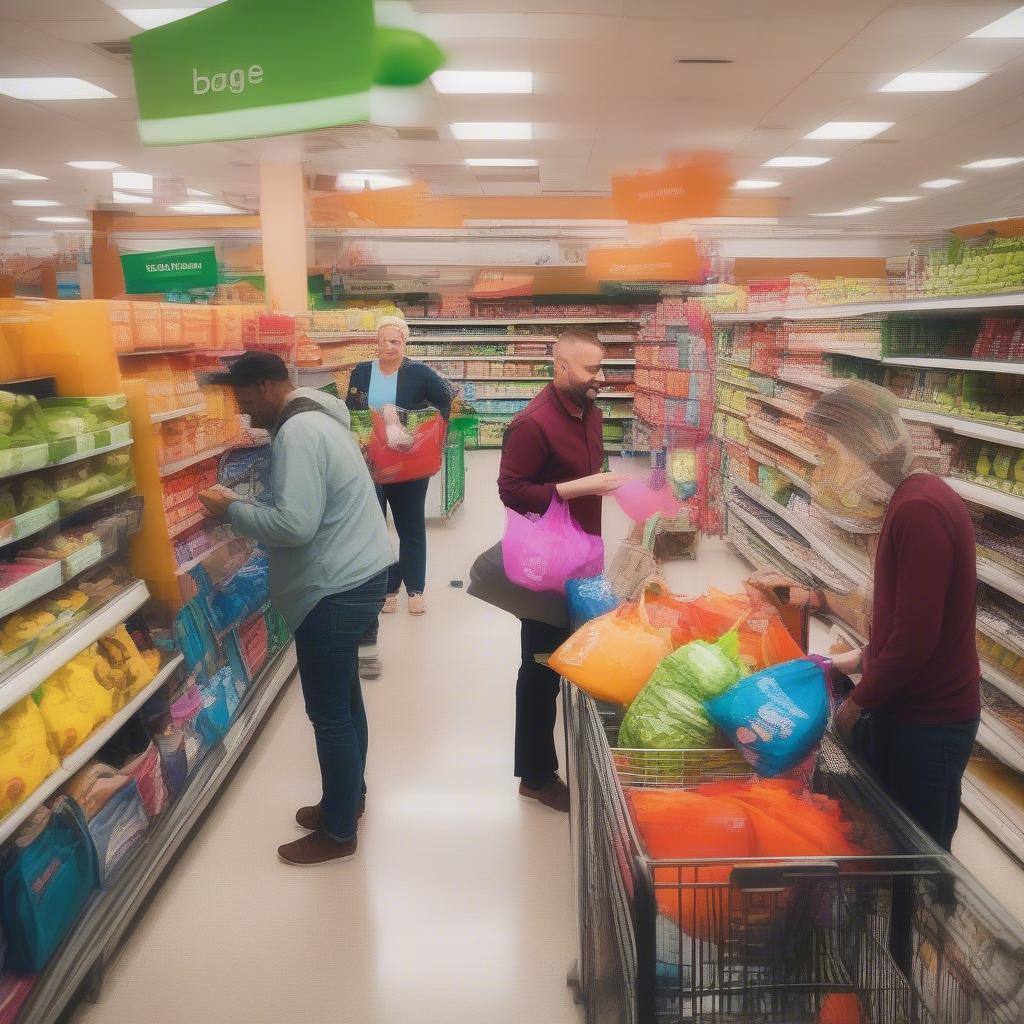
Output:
[745, 568, 825, 611]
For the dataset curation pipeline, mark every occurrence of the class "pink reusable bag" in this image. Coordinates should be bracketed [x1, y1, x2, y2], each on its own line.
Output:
[502, 496, 603, 593]
[614, 478, 683, 521]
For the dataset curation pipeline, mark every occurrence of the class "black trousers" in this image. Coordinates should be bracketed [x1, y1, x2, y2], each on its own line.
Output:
[852, 714, 979, 851]
[515, 618, 570, 788]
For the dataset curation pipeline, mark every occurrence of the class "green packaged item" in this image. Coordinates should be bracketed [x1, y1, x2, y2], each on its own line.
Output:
[646, 630, 744, 702]
[617, 684, 714, 751]
[38, 395, 128, 430]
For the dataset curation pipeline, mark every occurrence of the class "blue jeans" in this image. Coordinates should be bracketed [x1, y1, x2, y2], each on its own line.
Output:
[853, 714, 979, 851]
[293, 570, 388, 841]
[361, 477, 429, 646]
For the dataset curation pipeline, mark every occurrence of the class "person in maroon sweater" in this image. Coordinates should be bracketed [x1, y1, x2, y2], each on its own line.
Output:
[752, 381, 980, 851]
[498, 329, 625, 812]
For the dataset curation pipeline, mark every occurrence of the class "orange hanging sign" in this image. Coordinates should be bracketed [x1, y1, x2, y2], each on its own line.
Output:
[586, 239, 704, 282]
[612, 154, 731, 224]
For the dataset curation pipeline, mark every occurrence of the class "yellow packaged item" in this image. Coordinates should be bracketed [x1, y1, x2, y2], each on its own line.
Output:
[37, 659, 115, 756]
[96, 625, 156, 706]
[0, 696, 59, 818]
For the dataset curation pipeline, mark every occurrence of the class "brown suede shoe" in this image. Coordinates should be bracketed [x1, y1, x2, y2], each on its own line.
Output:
[519, 777, 570, 813]
[295, 796, 365, 831]
[278, 829, 357, 865]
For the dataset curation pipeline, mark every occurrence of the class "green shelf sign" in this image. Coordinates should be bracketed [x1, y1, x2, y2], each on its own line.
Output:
[121, 247, 219, 294]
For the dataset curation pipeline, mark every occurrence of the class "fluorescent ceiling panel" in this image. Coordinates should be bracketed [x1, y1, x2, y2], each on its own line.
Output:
[11, 199, 60, 207]
[805, 121, 892, 140]
[0, 169, 47, 181]
[450, 122, 532, 140]
[0, 78, 115, 100]
[733, 179, 781, 189]
[112, 191, 153, 204]
[962, 157, 1023, 169]
[67, 161, 121, 170]
[876, 196, 921, 203]
[432, 70, 533, 94]
[762, 156, 830, 167]
[37, 216, 88, 223]
[812, 206, 879, 217]
[118, 7, 204, 29]
[465, 158, 538, 167]
[879, 72, 987, 92]
[113, 171, 153, 191]
[970, 6, 1024, 38]
[168, 201, 241, 214]
[921, 178, 962, 189]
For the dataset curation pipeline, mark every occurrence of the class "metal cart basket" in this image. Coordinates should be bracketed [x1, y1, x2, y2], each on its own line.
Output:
[564, 683, 1024, 1023]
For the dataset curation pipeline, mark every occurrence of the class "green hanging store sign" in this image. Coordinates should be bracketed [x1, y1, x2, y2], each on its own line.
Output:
[120, 247, 219, 294]
[130, 0, 445, 146]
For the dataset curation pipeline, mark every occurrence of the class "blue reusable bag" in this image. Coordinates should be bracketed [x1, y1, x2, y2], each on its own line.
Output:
[195, 668, 234, 748]
[87, 778, 150, 887]
[565, 575, 621, 629]
[705, 658, 829, 778]
[0, 797, 99, 972]
[206, 552, 270, 635]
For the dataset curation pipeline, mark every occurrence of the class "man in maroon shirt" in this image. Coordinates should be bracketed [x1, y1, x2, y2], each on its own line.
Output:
[498, 329, 625, 812]
[752, 381, 980, 852]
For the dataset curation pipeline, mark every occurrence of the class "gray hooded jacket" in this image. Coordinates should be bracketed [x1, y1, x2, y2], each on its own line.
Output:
[228, 387, 393, 631]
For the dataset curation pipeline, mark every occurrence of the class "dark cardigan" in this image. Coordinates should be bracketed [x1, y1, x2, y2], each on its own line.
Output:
[346, 358, 453, 419]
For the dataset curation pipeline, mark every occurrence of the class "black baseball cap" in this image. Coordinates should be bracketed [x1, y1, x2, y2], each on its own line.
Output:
[207, 351, 290, 387]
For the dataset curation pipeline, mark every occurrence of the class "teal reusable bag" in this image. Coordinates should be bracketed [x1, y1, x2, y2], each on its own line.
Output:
[0, 796, 99, 972]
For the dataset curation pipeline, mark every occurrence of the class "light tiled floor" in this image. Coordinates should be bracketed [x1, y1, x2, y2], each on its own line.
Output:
[71, 451, 1023, 1024]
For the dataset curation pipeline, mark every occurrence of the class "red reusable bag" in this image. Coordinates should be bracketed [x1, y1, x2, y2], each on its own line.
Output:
[368, 412, 445, 485]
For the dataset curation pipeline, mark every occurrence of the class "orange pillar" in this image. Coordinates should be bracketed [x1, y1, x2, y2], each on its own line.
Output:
[259, 161, 308, 311]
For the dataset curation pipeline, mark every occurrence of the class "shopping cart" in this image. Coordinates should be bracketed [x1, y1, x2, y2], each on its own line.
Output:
[564, 684, 1024, 1024]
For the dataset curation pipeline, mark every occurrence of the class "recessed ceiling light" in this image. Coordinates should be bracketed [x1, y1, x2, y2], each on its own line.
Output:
[876, 196, 921, 203]
[168, 201, 241, 214]
[11, 199, 60, 207]
[465, 158, 538, 168]
[0, 168, 47, 181]
[118, 7, 205, 30]
[962, 157, 1024, 170]
[733, 179, 781, 189]
[921, 178, 962, 189]
[431, 70, 533, 94]
[970, 6, 1024, 38]
[336, 171, 410, 191]
[805, 121, 893, 140]
[880, 71, 987, 93]
[812, 206, 880, 217]
[112, 171, 153, 191]
[0, 78, 115, 100]
[112, 190, 153, 204]
[450, 122, 532, 141]
[762, 156, 830, 168]
[36, 216, 89, 223]
[67, 160, 121, 170]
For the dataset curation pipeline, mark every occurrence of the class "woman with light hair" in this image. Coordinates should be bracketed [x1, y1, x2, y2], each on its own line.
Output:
[347, 314, 454, 677]
[750, 380, 980, 853]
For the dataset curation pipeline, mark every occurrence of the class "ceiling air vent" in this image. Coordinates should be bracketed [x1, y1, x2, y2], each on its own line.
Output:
[92, 40, 132, 61]
[675, 57, 733, 64]
[303, 124, 396, 153]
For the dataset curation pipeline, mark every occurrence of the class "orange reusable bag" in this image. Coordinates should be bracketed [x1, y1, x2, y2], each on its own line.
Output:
[550, 597, 672, 706]
[626, 788, 754, 943]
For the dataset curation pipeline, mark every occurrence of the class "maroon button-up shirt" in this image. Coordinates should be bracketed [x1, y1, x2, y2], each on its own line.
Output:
[497, 383, 606, 536]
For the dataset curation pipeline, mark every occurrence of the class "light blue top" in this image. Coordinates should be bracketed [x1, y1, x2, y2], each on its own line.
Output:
[368, 360, 399, 410]
[228, 388, 394, 631]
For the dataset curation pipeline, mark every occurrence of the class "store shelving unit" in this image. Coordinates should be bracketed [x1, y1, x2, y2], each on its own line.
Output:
[150, 402, 206, 424]
[714, 283, 1024, 865]
[0, 652, 183, 845]
[14, 645, 297, 1024]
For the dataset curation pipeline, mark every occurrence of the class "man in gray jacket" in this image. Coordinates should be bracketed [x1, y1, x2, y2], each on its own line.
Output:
[199, 352, 393, 865]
